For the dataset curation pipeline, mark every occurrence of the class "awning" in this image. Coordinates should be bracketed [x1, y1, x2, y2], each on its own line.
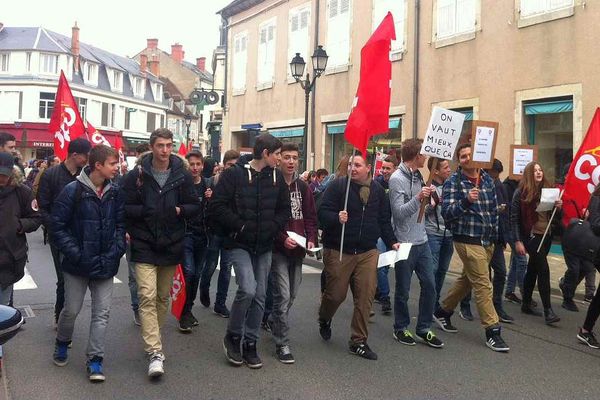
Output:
[0, 122, 123, 148]
[268, 127, 304, 138]
[327, 117, 401, 135]
[525, 100, 573, 115]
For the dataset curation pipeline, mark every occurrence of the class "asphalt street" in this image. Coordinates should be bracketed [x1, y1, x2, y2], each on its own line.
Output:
[5, 231, 599, 400]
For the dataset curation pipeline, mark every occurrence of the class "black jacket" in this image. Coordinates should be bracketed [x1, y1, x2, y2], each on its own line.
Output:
[209, 162, 291, 255]
[319, 177, 397, 254]
[37, 162, 82, 226]
[186, 178, 210, 243]
[495, 179, 510, 244]
[588, 194, 600, 236]
[122, 153, 201, 266]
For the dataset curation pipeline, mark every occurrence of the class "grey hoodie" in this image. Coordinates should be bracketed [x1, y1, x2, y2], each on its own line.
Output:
[76, 168, 112, 199]
[388, 163, 428, 245]
[424, 181, 452, 237]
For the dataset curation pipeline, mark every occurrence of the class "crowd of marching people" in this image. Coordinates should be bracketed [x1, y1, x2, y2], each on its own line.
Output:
[1, 128, 600, 383]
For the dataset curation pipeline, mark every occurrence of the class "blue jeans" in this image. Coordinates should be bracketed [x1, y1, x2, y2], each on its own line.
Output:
[375, 238, 390, 300]
[182, 235, 208, 315]
[268, 252, 303, 346]
[200, 234, 232, 307]
[126, 243, 139, 312]
[427, 233, 454, 310]
[226, 248, 272, 342]
[505, 239, 527, 295]
[50, 242, 65, 320]
[393, 242, 436, 334]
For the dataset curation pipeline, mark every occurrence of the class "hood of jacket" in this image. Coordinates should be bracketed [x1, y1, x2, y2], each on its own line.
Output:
[135, 151, 189, 170]
[76, 167, 112, 198]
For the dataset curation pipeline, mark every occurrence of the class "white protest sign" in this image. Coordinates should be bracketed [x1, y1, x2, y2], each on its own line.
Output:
[472, 126, 495, 163]
[513, 148, 534, 175]
[421, 107, 465, 160]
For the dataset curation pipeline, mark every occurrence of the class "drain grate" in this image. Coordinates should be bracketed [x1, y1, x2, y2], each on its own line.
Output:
[15, 305, 35, 318]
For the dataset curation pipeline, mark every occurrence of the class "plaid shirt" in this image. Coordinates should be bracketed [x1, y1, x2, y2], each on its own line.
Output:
[441, 169, 498, 246]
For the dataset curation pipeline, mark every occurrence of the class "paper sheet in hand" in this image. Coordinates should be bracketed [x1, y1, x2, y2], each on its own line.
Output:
[377, 243, 412, 268]
[286, 231, 322, 253]
[535, 188, 560, 212]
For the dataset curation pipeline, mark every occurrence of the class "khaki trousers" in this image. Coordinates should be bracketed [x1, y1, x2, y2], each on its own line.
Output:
[135, 263, 177, 355]
[319, 248, 378, 344]
[441, 242, 499, 328]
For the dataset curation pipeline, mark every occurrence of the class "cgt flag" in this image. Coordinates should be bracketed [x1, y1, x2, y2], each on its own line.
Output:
[562, 107, 600, 225]
[49, 70, 86, 160]
[178, 142, 188, 156]
[170, 264, 187, 320]
[344, 12, 396, 156]
[86, 121, 112, 147]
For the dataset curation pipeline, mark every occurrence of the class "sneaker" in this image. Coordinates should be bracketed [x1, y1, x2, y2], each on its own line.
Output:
[584, 295, 594, 304]
[348, 342, 378, 360]
[242, 341, 263, 369]
[393, 329, 416, 346]
[416, 330, 444, 348]
[504, 292, 522, 304]
[562, 299, 579, 312]
[318, 319, 332, 341]
[223, 333, 243, 366]
[531, 299, 538, 308]
[189, 312, 199, 326]
[261, 320, 273, 333]
[199, 289, 210, 308]
[485, 326, 510, 352]
[558, 276, 566, 299]
[178, 313, 193, 333]
[86, 356, 105, 382]
[53, 340, 69, 367]
[459, 306, 474, 321]
[133, 310, 141, 327]
[577, 328, 600, 349]
[380, 297, 392, 315]
[147, 352, 164, 378]
[369, 309, 375, 317]
[433, 309, 458, 333]
[276, 345, 295, 364]
[373, 296, 382, 304]
[213, 303, 230, 318]
[496, 308, 515, 324]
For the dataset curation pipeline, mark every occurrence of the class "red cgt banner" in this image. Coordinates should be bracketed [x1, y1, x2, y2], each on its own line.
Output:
[170, 264, 187, 320]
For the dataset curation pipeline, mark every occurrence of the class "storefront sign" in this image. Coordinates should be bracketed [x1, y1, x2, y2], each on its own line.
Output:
[32, 141, 54, 148]
[509, 144, 538, 180]
[421, 107, 465, 160]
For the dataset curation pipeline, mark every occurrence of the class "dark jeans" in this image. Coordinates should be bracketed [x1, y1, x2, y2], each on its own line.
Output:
[126, 243, 139, 312]
[506, 238, 527, 295]
[375, 239, 390, 300]
[563, 251, 595, 300]
[427, 234, 454, 310]
[50, 243, 65, 320]
[264, 276, 274, 320]
[200, 234, 232, 307]
[461, 243, 507, 310]
[182, 235, 208, 315]
[583, 266, 600, 331]
[523, 234, 552, 309]
[393, 243, 436, 334]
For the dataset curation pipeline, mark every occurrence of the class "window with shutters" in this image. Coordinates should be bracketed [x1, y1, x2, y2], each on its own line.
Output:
[257, 18, 277, 88]
[232, 31, 248, 93]
[0, 53, 9, 72]
[40, 53, 59, 74]
[518, 0, 575, 27]
[435, 0, 476, 40]
[288, 4, 311, 80]
[372, 0, 407, 56]
[326, 0, 352, 71]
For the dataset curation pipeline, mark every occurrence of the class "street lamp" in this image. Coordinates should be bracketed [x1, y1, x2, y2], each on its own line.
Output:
[184, 113, 193, 145]
[290, 45, 328, 170]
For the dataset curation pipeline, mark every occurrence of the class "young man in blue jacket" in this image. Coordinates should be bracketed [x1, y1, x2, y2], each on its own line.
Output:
[51, 145, 126, 382]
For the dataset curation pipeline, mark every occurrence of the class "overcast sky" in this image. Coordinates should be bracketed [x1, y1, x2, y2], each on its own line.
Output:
[2, 0, 232, 71]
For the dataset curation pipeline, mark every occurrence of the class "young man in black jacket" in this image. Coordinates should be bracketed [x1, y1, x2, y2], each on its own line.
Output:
[318, 152, 399, 360]
[121, 128, 201, 378]
[211, 134, 291, 369]
[37, 138, 91, 325]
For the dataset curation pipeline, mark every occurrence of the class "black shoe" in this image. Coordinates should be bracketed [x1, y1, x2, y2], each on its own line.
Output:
[577, 328, 600, 349]
[178, 313, 193, 333]
[200, 290, 210, 308]
[242, 341, 263, 369]
[433, 309, 458, 333]
[416, 330, 444, 348]
[459, 306, 474, 321]
[349, 342, 378, 360]
[319, 319, 332, 341]
[521, 302, 542, 316]
[393, 329, 416, 346]
[504, 292, 522, 304]
[189, 312, 199, 326]
[485, 326, 510, 352]
[558, 276, 566, 297]
[213, 303, 230, 318]
[544, 308, 560, 325]
[562, 299, 579, 312]
[584, 295, 594, 304]
[496, 308, 515, 324]
[275, 345, 295, 364]
[261, 320, 272, 333]
[380, 297, 392, 315]
[223, 333, 243, 366]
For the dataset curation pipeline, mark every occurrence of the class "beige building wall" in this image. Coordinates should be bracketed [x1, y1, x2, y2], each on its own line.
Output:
[222, 0, 598, 173]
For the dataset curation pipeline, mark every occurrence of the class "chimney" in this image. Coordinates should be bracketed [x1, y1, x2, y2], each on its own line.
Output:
[71, 22, 80, 73]
[149, 54, 160, 77]
[147, 38, 158, 50]
[196, 57, 206, 71]
[171, 43, 184, 64]
[140, 53, 148, 76]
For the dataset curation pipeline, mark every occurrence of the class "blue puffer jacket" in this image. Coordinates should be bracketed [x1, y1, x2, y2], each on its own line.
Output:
[50, 167, 126, 279]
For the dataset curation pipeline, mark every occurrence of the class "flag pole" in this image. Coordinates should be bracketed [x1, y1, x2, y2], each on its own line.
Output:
[339, 148, 356, 261]
[536, 190, 564, 253]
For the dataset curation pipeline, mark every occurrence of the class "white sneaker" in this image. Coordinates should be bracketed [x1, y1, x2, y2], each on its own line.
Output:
[148, 353, 164, 378]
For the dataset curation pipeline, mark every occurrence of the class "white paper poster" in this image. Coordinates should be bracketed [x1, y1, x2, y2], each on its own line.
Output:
[286, 231, 322, 253]
[513, 148, 534, 176]
[377, 243, 413, 268]
[535, 188, 560, 212]
[472, 126, 495, 163]
[421, 107, 465, 160]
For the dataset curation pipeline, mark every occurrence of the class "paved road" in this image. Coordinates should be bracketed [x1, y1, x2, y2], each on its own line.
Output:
[5, 231, 599, 400]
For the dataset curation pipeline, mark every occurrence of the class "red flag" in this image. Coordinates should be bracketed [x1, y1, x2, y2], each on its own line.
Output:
[178, 142, 188, 156]
[86, 121, 112, 147]
[170, 264, 187, 320]
[114, 136, 125, 165]
[49, 71, 86, 160]
[562, 107, 600, 225]
[344, 12, 396, 156]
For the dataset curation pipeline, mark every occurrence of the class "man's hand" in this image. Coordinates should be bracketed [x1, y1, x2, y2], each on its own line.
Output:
[339, 211, 348, 224]
[284, 237, 298, 249]
[175, 206, 181, 216]
[555, 199, 563, 209]
[391, 243, 401, 250]
[467, 188, 479, 203]
[417, 185, 434, 201]
[515, 241, 526, 256]
[307, 241, 315, 250]
[205, 188, 213, 199]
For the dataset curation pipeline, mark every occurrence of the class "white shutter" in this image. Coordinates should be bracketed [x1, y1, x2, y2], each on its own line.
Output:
[267, 24, 276, 82]
[289, 7, 311, 78]
[520, 0, 545, 17]
[257, 21, 276, 84]
[373, 0, 406, 52]
[372, 0, 387, 32]
[330, 0, 338, 18]
[456, 0, 475, 34]
[257, 26, 267, 83]
[233, 33, 247, 90]
[0, 92, 20, 121]
[436, 0, 456, 39]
